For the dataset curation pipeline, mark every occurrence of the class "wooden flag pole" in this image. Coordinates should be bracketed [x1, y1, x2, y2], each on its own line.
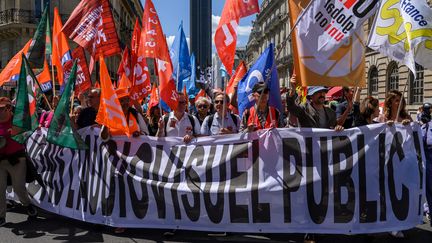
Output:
[51, 61, 56, 98]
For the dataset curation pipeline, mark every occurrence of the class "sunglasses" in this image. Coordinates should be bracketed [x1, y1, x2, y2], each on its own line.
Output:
[214, 100, 224, 104]
[178, 100, 187, 104]
[198, 104, 208, 109]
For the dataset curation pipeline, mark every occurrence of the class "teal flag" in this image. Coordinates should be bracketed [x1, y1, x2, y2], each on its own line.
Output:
[27, 5, 49, 68]
[12, 55, 40, 143]
[47, 60, 88, 150]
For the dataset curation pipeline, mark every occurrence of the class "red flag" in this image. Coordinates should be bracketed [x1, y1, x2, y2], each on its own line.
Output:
[130, 18, 141, 69]
[117, 47, 132, 81]
[52, 7, 72, 86]
[226, 61, 247, 96]
[96, 56, 131, 137]
[62, 0, 121, 73]
[130, 55, 151, 102]
[64, 47, 92, 97]
[214, 0, 259, 75]
[37, 60, 52, 92]
[195, 89, 208, 101]
[148, 83, 159, 110]
[0, 40, 32, 87]
[139, 0, 177, 111]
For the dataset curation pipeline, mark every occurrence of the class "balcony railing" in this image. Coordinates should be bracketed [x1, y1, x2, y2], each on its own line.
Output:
[0, 9, 40, 25]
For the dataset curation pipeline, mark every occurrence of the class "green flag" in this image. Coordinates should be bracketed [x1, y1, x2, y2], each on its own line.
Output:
[27, 5, 50, 68]
[47, 60, 88, 150]
[12, 54, 40, 143]
[45, 7, 52, 62]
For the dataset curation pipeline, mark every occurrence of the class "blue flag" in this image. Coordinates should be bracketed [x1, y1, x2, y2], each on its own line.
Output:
[183, 53, 198, 97]
[170, 22, 191, 91]
[237, 43, 282, 118]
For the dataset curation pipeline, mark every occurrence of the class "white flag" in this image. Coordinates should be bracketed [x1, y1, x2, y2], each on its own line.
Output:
[368, 0, 432, 73]
[297, 0, 378, 62]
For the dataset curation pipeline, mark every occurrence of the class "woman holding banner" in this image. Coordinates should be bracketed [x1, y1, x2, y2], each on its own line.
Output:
[378, 90, 412, 125]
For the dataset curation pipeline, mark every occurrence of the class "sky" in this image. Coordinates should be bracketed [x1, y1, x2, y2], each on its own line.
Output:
[141, 0, 263, 53]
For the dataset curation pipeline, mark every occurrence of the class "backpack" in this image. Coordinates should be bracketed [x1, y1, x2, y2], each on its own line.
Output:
[164, 113, 197, 136]
[206, 113, 238, 134]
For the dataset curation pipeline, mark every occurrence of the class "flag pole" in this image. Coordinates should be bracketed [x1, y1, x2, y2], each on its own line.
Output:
[221, 76, 227, 130]
[51, 61, 56, 98]
[251, 0, 316, 129]
[176, 62, 180, 91]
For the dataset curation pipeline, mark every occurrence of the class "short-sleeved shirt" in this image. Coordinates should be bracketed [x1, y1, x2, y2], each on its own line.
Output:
[164, 112, 201, 137]
[201, 112, 240, 136]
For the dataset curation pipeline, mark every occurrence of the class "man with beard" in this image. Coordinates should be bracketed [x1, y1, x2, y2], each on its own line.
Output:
[286, 75, 342, 130]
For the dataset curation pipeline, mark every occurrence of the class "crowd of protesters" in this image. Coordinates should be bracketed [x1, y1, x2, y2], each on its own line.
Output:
[0, 73, 431, 237]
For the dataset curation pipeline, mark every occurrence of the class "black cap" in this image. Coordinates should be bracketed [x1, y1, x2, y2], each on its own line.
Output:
[423, 103, 431, 109]
[252, 82, 269, 93]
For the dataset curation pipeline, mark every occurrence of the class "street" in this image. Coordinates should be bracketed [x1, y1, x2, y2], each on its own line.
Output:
[0, 204, 431, 243]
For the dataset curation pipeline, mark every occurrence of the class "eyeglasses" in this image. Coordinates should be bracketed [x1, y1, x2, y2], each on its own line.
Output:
[214, 100, 224, 104]
[198, 105, 208, 109]
[178, 100, 187, 104]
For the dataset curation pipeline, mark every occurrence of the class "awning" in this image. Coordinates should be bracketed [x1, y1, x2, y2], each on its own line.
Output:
[326, 86, 343, 101]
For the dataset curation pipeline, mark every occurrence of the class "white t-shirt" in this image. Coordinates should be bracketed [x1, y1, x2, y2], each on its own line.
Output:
[164, 112, 201, 137]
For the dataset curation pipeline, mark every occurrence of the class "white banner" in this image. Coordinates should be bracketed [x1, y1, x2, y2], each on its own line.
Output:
[368, 0, 432, 73]
[16, 124, 425, 233]
[297, 0, 378, 61]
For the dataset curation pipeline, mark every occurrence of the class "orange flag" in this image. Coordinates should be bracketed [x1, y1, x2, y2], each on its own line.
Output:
[95, 56, 131, 137]
[37, 60, 52, 92]
[117, 73, 132, 90]
[226, 61, 247, 96]
[139, 0, 177, 110]
[0, 40, 31, 87]
[52, 7, 72, 86]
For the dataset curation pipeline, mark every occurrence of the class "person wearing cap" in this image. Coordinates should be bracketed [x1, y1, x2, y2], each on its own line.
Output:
[240, 82, 280, 132]
[188, 94, 197, 116]
[0, 97, 37, 226]
[286, 75, 342, 130]
[156, 92, 201, 143]
[100, 88, 149, 140]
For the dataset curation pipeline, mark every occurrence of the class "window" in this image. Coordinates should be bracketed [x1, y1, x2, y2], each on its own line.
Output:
[368, 66, 379, 96]
[387, 62, 399, 91]
[409, 64, 424, 104]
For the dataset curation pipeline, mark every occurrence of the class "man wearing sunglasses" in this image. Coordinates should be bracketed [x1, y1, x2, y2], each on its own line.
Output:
[201, 93, 240, 136]
[240, 82, 280, 132]
[156, 92, 201, 143]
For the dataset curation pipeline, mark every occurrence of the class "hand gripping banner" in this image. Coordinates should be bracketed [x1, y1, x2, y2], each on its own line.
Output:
[17, 124, 425, 233]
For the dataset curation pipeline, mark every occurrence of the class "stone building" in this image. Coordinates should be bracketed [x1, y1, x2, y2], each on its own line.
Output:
[246, 0, 292, 87]
[0, 0, 143, 92]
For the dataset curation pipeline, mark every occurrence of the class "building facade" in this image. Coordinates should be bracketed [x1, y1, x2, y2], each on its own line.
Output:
[190, 0, 212, 70]
[246, 0, 292, 87]
[0, 0, 143, 92]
